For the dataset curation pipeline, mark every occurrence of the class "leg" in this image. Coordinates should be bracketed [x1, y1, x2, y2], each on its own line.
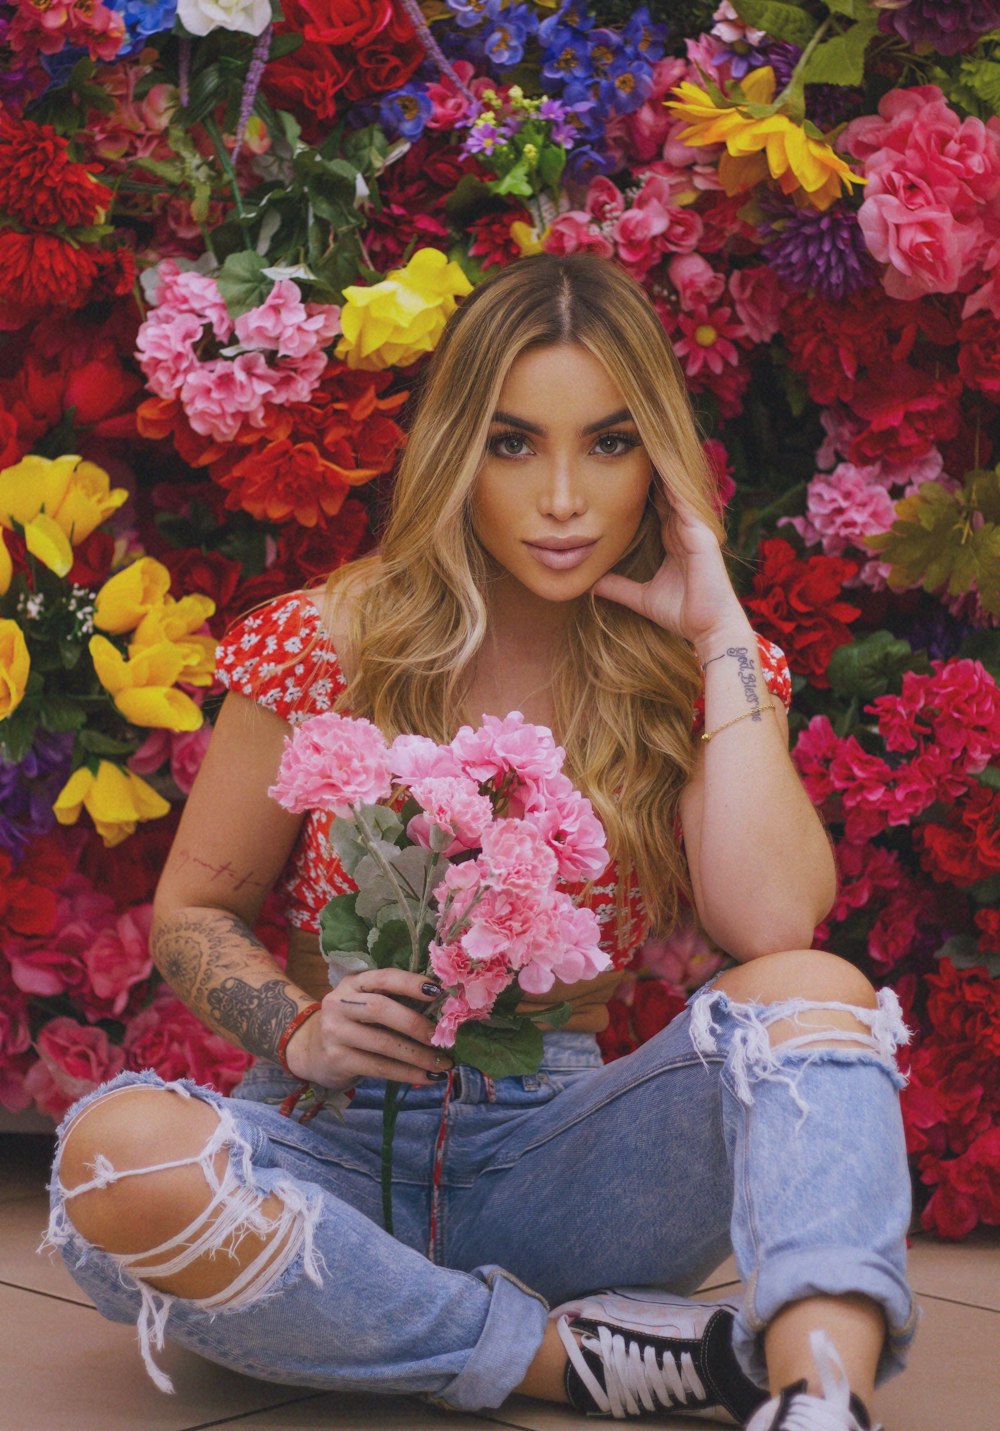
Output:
[43, 1070, 549, 1408]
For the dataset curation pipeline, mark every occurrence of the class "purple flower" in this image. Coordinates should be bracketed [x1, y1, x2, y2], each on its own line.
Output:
[380, 83, 434, 140]
[0, 731, 75, 862]
[714, 43, 773, 81]
[539, 1, 593, 45]
[565, 143, 619, 186]
[558, 83, 604, 142]
[758, 199, 877, 302]
[485, 14, 533, 66]
[541, 28, 592, 85]
[764, 41, 867, 130]
[623, 5, 669, 64]
[446, 0, 499, 30]
[463, 121, 503, 155]
[587, 26, 622, 80]
[876, 0, 1000, 57]
[599, 53, 653, 116]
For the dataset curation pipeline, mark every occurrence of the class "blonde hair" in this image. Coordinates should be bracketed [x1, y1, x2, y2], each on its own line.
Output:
[327, 254, 724, 935]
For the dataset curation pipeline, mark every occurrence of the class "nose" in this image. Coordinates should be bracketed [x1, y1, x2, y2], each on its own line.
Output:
[538, 453, 587, 521]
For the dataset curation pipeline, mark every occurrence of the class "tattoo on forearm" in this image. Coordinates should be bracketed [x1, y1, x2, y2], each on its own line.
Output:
[207, 978, 298, 1061]
[723, 646, 762, 720]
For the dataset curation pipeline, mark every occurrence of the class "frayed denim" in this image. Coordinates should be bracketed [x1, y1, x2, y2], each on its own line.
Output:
[42, 987, 918, 1411]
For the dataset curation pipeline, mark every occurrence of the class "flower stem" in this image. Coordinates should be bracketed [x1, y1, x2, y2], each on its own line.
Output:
[775, 16, 833, 119]
[202, 113, 248, 231]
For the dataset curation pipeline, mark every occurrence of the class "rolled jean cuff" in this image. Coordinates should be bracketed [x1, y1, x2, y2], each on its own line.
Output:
[734, 1247, 921, 1390]
[431, 1265, 550, 1412]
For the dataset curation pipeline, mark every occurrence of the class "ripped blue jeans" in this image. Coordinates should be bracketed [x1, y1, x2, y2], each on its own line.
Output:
[42, 985, 918, 1411]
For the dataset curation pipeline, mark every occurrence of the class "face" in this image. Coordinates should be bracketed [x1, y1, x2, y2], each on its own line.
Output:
[471, 343, 653, 603]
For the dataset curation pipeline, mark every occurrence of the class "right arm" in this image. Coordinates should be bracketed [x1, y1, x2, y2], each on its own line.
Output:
[152, 691, 451, 1089]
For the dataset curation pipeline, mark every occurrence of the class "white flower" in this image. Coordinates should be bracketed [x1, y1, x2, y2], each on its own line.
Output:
[177, 0, 271, 38]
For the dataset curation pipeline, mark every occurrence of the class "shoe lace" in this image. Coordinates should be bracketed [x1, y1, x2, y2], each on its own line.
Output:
[773, 1332, 874, 1431]
[556, 1313, 708, 1418]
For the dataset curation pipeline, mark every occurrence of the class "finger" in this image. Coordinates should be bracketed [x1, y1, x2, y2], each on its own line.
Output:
[591, 571, 649, 614]
[347, 967, 441, 1002]
[338, 1050, 453, 1086]
[343, 1022, 453, 1076]
[336, 989, 442, 1048]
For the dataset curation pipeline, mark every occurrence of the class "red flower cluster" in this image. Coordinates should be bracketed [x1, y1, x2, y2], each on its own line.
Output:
[901, 959, 1000, 1238]
[468, 207, 533, 271]
[597, 976, 687, 1062]
[264, 0, 421, 142]
[917, 786, 1000, 888]
[743, 538, 861, 686]
[0, 115, 135, 330]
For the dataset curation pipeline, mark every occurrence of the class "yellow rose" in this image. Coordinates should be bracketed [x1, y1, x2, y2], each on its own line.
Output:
[0, 454, 129, 575]
[94, 557, 173, 635]
[0, 532, 12, 597]
[0, 618, 30, 720]
[90, 634, 204, 731]
[337, 248, 473, 371]
[130, 595, 217, 686]
[53, 760, 171, 847]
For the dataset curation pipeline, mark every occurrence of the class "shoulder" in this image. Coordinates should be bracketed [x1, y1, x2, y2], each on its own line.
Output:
[215, 590, 343, 723]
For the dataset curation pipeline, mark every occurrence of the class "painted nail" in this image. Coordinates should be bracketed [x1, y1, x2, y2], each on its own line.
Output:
[422, 981, 443, 996]
[427, 1070, 449, 1081]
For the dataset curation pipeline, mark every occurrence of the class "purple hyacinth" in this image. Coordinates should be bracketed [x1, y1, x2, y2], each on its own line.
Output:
[758, 198, 877, 302]
[877, 0, 1000, 57]
[764, 41, 866, 131]
[0, 730, 75, 862]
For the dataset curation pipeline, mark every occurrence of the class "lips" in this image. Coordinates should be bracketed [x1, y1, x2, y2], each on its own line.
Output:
[524, 538, 598, 571]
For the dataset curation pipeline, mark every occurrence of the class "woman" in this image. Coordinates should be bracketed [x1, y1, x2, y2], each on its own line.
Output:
[43, 254, 916, 1431]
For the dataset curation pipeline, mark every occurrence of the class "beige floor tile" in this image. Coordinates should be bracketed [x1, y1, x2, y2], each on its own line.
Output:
[0, 1281, 330, 1431]
[873, 1294, 998, 1431]
[0, 1133, 55, 1204]
[907, 1228, 1000, 1312]
[213, 1392, 527, 1429]
[4, 1194, 93, 1305]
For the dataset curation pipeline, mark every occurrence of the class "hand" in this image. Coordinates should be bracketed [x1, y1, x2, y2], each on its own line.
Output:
[592, 493, 749, 651]
[284, 968, 453, 1089]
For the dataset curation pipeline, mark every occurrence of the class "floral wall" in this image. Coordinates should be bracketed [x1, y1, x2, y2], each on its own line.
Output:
[1, 0, 998, 1238]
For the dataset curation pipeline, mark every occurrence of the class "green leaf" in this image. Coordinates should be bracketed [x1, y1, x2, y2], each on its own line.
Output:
[342, 124, 390, 176]
[77, 729, 138, 757]
[935, 934, 1000, 978]
[368, 918, 415, 971]
[452, 1017, 544, 1077]
[956, 57, 1000, 119]
[0, 705, 39, 764]
[39, 694, 87, 733]
[959, 630, 1000, 682]
[319, 891, 370, 955]
[490, 162, 534, 198]
[976, 765, 1000, 792]
[729, 0, 819, 48]
[800, 11, 879, 89]
[327, 817, 367, 877]
[522, 1001, 573, 1028]
[969, 871, 1000, 908]
[215, 251, 272, 320]
[827, 630, 929, 700]
[537, 143, 566, 189]
[269, 31, 303, 61]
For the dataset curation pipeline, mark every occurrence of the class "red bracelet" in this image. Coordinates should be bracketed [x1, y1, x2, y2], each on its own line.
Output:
[277, 1001, 323, 1075]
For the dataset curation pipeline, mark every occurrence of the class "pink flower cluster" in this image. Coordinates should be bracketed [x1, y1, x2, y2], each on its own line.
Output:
[843, 86, 1000, 309]
[269, 709, 611, 1046]
[135, 261, 341, 442]
[7, 0, 125, 63]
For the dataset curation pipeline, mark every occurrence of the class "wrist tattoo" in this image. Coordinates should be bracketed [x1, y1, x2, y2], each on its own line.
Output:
[715, 645, 763, 721]
[207, 978, 299, 1061]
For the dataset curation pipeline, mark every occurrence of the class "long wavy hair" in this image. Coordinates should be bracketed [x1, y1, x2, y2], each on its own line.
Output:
[324, 253, 724, 935]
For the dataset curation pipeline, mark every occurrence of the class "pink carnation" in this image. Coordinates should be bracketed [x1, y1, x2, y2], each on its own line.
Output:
[389, 733, 464, 783]
[408, 775, 494, 854]
[269, 711, 392, 817]
[431, 991, 491, 1048]
[450, 711, 566, 785]
[479, 818, 559, 892]
[233, 279, 341, 359]
[180, 352, 277, 441]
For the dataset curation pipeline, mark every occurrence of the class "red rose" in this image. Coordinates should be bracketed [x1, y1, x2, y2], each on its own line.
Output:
[280, 0, 396, 47]
[743, 538, 861, 687]
[0, 402, 23, 468]
[262, 39, 352, 141]
[63, 337, 143, 433]
[597, 994, 639, 1062]
[67, 529, 116, 587]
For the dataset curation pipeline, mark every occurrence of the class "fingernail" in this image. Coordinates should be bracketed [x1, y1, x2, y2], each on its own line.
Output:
[422, 982, 443, 997]
[427, 1070, 449, 1081]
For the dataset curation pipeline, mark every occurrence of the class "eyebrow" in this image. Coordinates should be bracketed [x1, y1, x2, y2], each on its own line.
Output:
[490, 407, 635, 436]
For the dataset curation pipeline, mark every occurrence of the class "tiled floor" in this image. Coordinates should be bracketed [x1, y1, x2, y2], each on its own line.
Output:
[3, 1131, 997, 1430]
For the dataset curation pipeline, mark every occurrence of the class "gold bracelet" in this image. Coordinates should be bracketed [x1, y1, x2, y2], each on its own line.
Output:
[701, 703, 775, 743]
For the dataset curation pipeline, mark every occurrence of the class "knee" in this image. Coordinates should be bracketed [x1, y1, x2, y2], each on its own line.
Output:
[713, 949, 877, 1012]
[59, 1086, 224, 1257]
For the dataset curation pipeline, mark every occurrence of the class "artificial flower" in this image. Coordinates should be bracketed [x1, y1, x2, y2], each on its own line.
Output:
[0, 617, 30, 720]
[53, 760, 171, 846]
[94, 557, 173, 635]
[337, 248, 473, 370]
[0, 114, 112, 228]
[176, 0, 270, 36]
[89, 634, 204, 731]
[0, 454, 128, 575]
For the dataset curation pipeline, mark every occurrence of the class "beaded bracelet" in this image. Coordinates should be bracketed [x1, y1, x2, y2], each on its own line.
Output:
[701, 702, 775, 743]
[277, 1001, 323, 1075]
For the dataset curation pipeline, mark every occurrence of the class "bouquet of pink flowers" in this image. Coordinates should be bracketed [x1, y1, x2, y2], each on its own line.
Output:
[269, 708, 611, 1227]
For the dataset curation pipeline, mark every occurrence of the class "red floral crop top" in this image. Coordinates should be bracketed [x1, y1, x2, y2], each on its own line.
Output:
[215, 592, 791, 970]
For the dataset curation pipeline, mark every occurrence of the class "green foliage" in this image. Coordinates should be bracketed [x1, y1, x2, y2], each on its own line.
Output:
[319, 892, 370, 957]
[452, 1017, 545, 1077]
[730, 0, 819, 49]
[827, 631, 931, 701]
[800, 6, 880, 88]
[215, 251, 272, 320]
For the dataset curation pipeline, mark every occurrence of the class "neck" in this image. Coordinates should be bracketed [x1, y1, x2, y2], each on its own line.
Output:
[484, 570, 579, 661]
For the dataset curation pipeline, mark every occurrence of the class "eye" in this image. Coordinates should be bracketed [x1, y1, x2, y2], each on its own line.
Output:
[593, 430, 640, 457]
[488, 431, 532, 458]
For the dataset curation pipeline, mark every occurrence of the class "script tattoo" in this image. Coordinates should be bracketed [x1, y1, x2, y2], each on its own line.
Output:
[207, 978, 299, 1061]
[724, 645, 762, 721]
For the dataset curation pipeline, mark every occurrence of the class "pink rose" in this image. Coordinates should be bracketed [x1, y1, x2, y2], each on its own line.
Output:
[425, 62, 477, 130]
[859, 170, 983, 298]
[170, 723, 212, 794]
[668, 253, 725, 310]
[613, 203, 671, 276]
[124, 986, 251, 1093]
[269, 711, 392, 816]
[543, 211, 615, 259]
[584, 176, 625, 226]
[128, 727, 172, 776]
[728, 266, 786, 343]
[25, 1018, 126, 1121]
[82, 905, 154, 1020]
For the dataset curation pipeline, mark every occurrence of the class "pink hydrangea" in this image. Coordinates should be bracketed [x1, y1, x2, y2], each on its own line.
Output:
[450, 711, 566, 785]
[233, 278, 341, 359]
[269, 712, 392, 817]
[408, 775, 495, 854]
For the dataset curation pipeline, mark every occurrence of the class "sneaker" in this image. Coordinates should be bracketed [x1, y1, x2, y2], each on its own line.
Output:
[549, 1287, 768, 1422]
[743, 1332, 882, 1431]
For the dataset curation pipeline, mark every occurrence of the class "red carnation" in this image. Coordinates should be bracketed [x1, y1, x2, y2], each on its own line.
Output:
[161, 548, 243, 635]
[781, 290, 896, 405]
[0, 113, 112, 228]
[958, 314, 1000, 400]
[919, 1128, 1000, 1239]
[468, 208, 533, 270]
[743, 538, 861, 687]
[275, 497, 372, 584]
[975, 908, 1000, 954]
[917, 786, 1000, 888]
[0, 231, 99, 326]
[847, 363, 962, 466]
[217, 439, 353, 527]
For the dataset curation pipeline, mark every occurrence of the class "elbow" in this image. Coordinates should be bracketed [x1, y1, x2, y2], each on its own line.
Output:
[702, 873, 837, 964]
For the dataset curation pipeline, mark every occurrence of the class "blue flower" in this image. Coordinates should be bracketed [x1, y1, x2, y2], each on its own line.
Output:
[104, 0, 178, 56]
[566, 144, 619, 185]
[599, 53, 654, 116]
[540, 29, 592, 85]
[542, 0, 593, 38]
[379, 83, 433, 141]
[485, 12, 534, 66]
[446, 0, 499, 30]
[559, 81, 604, 140]
[587, 26, 622, 79]
[622, 6, 669, 65]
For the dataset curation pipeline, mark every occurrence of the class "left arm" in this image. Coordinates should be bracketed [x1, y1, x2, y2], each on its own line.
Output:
[593, 504, 836, 962]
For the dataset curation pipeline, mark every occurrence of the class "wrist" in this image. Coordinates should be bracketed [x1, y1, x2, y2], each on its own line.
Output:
[278, 1000, 323, 1078]
[694, 612, 756, 666]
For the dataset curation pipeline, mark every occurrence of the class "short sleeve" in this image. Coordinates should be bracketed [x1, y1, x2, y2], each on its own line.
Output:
[215, 592, 346, 723]
[691, 633, 792, 735]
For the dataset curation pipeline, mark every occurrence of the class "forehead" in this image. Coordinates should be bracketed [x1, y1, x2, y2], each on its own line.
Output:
[496, 343, 626, 418]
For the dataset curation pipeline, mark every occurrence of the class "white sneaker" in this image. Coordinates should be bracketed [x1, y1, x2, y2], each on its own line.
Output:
[743, 1332, 882, 1431]
[549, 1287, 768, 1422]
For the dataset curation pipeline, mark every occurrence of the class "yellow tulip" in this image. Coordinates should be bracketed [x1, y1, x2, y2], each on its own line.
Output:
[22, 512, 73, 577]
[94, 557, 172, 635]
[0, 618, 30, 720]
[0, 453, 128, 558]
[130, 595, 217, 686]
[0, 532, 12, 596]
[510, 221, 544, 256]
[337, 248, 473, 371]
[53, 760, 171, 847]
[664, 67, 865, 212]
[90, 634, 203, 731]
